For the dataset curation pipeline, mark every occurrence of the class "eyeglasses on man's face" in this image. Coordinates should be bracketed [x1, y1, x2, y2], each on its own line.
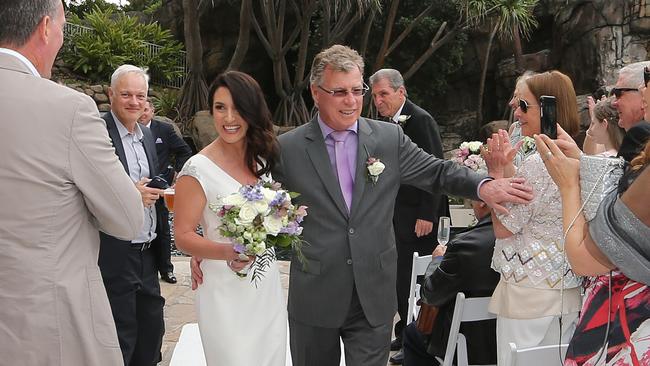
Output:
[518, 99, 538, 113]
[610, 87, 639, 99]
[318, 83, 369, 98]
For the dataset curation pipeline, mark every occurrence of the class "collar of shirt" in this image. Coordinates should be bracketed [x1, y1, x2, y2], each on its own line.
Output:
[0, 48, 40, 77]
[391, 99, 407, 123]
[317, 114, 359, 139]
[112, 111, 144, 140]
[142, 120, 152, 129]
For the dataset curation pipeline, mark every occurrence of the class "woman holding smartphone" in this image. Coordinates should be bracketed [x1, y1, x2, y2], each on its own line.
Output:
[482, 71, 582, 365]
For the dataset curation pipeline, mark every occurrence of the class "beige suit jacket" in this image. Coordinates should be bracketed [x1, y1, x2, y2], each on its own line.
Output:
[0, 52, 144, 365]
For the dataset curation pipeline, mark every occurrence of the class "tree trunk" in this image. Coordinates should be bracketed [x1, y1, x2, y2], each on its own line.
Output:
[477, 23, 498, 129]
[512, 20, 524, 72]
[227, 0, 252, 70]
[372, 0, 400, 72]
[178, 0, 208, 131]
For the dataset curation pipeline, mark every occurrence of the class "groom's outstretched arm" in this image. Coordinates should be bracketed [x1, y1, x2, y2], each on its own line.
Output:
[397, 129, 532, 214]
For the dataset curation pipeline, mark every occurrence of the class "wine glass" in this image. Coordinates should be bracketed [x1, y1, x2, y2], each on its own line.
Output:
[437, 216, 451, 246]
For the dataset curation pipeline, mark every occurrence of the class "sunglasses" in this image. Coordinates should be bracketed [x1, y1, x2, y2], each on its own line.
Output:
[318, 83, 369, 98]
[518, 99, 538, 113]
[610, 87, 639, 98]
[645, 66, 649, 87]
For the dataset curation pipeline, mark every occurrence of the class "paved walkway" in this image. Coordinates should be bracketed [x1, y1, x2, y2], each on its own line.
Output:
[159, 257, 398, 365]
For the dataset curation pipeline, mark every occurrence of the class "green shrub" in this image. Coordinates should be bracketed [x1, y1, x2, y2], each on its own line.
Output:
[152, 89, 179, 120]
[61, 7, 184, 84]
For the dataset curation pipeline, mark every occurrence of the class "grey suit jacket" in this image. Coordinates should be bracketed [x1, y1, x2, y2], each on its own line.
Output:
[0, 52, 143, 365]
[274, 116, 483, 327]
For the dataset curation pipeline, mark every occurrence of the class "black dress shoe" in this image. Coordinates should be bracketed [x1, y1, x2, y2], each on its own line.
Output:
[389, 349, 404, 365]
[161, 272, 177, 284]
[390, 338, 402, 351]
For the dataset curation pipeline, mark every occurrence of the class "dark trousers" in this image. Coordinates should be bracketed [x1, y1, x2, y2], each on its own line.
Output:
[403, 322, 438, 366]
[153, 203, 174, 274]
[289, 287, 392, 366]
[103, 246, 165, 366]
[395, 238, 435, 341]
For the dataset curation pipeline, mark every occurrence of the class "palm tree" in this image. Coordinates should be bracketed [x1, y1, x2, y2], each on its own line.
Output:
[466, 0, 538, 127]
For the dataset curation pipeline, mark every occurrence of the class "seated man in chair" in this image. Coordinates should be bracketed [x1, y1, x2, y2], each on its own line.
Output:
[402, 200, 499, 366]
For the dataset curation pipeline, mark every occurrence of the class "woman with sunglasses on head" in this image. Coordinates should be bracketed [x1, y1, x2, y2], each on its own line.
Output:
[482, 70, 582, 365]
[533, 124, 649, 365]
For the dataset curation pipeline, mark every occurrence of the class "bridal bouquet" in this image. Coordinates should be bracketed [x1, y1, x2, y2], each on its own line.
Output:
[453, 141, 487, 172]
[209, 180, 307, 285]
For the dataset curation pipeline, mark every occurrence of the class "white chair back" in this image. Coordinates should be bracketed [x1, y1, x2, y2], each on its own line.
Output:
[439, 292, 496, 366]
[406, 251, 432, 322]
[507, 343, 568, 366]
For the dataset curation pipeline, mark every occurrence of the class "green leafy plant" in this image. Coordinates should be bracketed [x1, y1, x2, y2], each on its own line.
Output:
[61, 7, 184, 84]
[152, 89, 179, 120]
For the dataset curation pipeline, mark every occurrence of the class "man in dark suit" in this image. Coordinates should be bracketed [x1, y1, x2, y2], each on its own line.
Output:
[138, 100, 192, 284]
[370, 68, 449, 362]
[402, 200, 499, 366]
[100, 65, 165, 366]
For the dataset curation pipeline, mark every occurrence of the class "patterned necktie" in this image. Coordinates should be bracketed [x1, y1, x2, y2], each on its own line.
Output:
[330, 130, 354, 211]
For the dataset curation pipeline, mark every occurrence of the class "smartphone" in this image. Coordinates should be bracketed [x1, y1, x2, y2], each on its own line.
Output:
[540, 95, 557, 139]
[146, 175, 169, 189]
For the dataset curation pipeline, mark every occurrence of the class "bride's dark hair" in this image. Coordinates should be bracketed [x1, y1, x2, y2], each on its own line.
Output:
[208, 71, 279, 177]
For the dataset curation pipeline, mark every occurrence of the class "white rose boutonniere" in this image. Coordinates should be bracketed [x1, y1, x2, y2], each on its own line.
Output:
[396, 114, 411, 127]
[366, 157, 385, 184]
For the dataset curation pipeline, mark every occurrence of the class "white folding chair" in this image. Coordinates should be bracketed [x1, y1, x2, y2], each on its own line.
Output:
[407, 251, 433, 323]
[438, 292, 496, 366]
[507, 343, 568, 366]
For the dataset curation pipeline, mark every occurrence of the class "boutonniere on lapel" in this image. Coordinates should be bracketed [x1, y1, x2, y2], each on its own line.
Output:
[364, 145, 385, 185]
[396, 114, 411, 128]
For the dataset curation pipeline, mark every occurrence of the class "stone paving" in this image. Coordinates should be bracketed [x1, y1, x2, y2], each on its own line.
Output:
[159, 257, 398, 366]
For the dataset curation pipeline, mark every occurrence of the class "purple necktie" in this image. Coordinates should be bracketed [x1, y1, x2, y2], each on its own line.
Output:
[330, 130, 354, 211]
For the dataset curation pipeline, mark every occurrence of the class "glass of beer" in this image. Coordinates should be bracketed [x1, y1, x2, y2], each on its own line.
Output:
[163, 188, 175, 212]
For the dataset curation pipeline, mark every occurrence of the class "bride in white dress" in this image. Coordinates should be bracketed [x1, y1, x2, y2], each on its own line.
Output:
[174, 71, 286, 366]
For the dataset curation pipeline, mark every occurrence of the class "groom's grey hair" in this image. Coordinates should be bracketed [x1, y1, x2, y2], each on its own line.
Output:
[310, 45, 364, 86]
[0, 0, 59, 47]
[369, 69, 408, 97]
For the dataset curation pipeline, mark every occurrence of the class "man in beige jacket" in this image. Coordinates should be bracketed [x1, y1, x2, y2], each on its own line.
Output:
[0, 1, 144, 365]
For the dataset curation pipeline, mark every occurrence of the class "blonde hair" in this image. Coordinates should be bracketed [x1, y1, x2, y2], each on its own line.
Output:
[309, 45, 364, 86]
[631, 140, 650, 171]
[593, 96, 625, 150]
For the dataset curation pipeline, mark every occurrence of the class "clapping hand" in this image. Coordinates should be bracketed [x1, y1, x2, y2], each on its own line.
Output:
[481, 130, 522, 179]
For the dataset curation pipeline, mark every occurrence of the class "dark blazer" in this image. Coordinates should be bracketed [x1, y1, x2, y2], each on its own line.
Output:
[99, 113, 160, 278]
[394, 99, 449, 242]
[273, 116, 485, 328]
[421, 216, 499, 364]
[148, 118, 192, 184]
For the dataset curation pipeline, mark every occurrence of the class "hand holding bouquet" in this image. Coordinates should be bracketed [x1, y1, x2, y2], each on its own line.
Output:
[209, 180, 307, 285]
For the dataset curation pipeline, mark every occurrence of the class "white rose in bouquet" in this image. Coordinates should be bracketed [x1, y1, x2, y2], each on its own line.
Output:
[237, 203, 258, 225]
[263, 215, 283, 236]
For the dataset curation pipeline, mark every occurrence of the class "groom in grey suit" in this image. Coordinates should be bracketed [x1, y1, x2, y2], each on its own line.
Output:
[271, 45, 533, 366]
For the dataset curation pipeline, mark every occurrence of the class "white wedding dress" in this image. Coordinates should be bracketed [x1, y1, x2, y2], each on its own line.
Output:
[178, 154, 287, 366]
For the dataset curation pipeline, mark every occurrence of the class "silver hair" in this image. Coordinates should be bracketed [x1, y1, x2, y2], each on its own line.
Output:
[369, 68, 407, 96]
[309, 45, 364, 85]
[110, 64, 150, 89]
[617, 61, 650, 89]
[0, 0, 59, 47]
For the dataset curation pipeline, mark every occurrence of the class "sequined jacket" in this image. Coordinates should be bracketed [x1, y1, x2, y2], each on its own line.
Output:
[491, 153, 581, 289]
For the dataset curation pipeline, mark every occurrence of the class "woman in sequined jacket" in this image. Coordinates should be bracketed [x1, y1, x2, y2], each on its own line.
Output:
[482, 71, 582, 365]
